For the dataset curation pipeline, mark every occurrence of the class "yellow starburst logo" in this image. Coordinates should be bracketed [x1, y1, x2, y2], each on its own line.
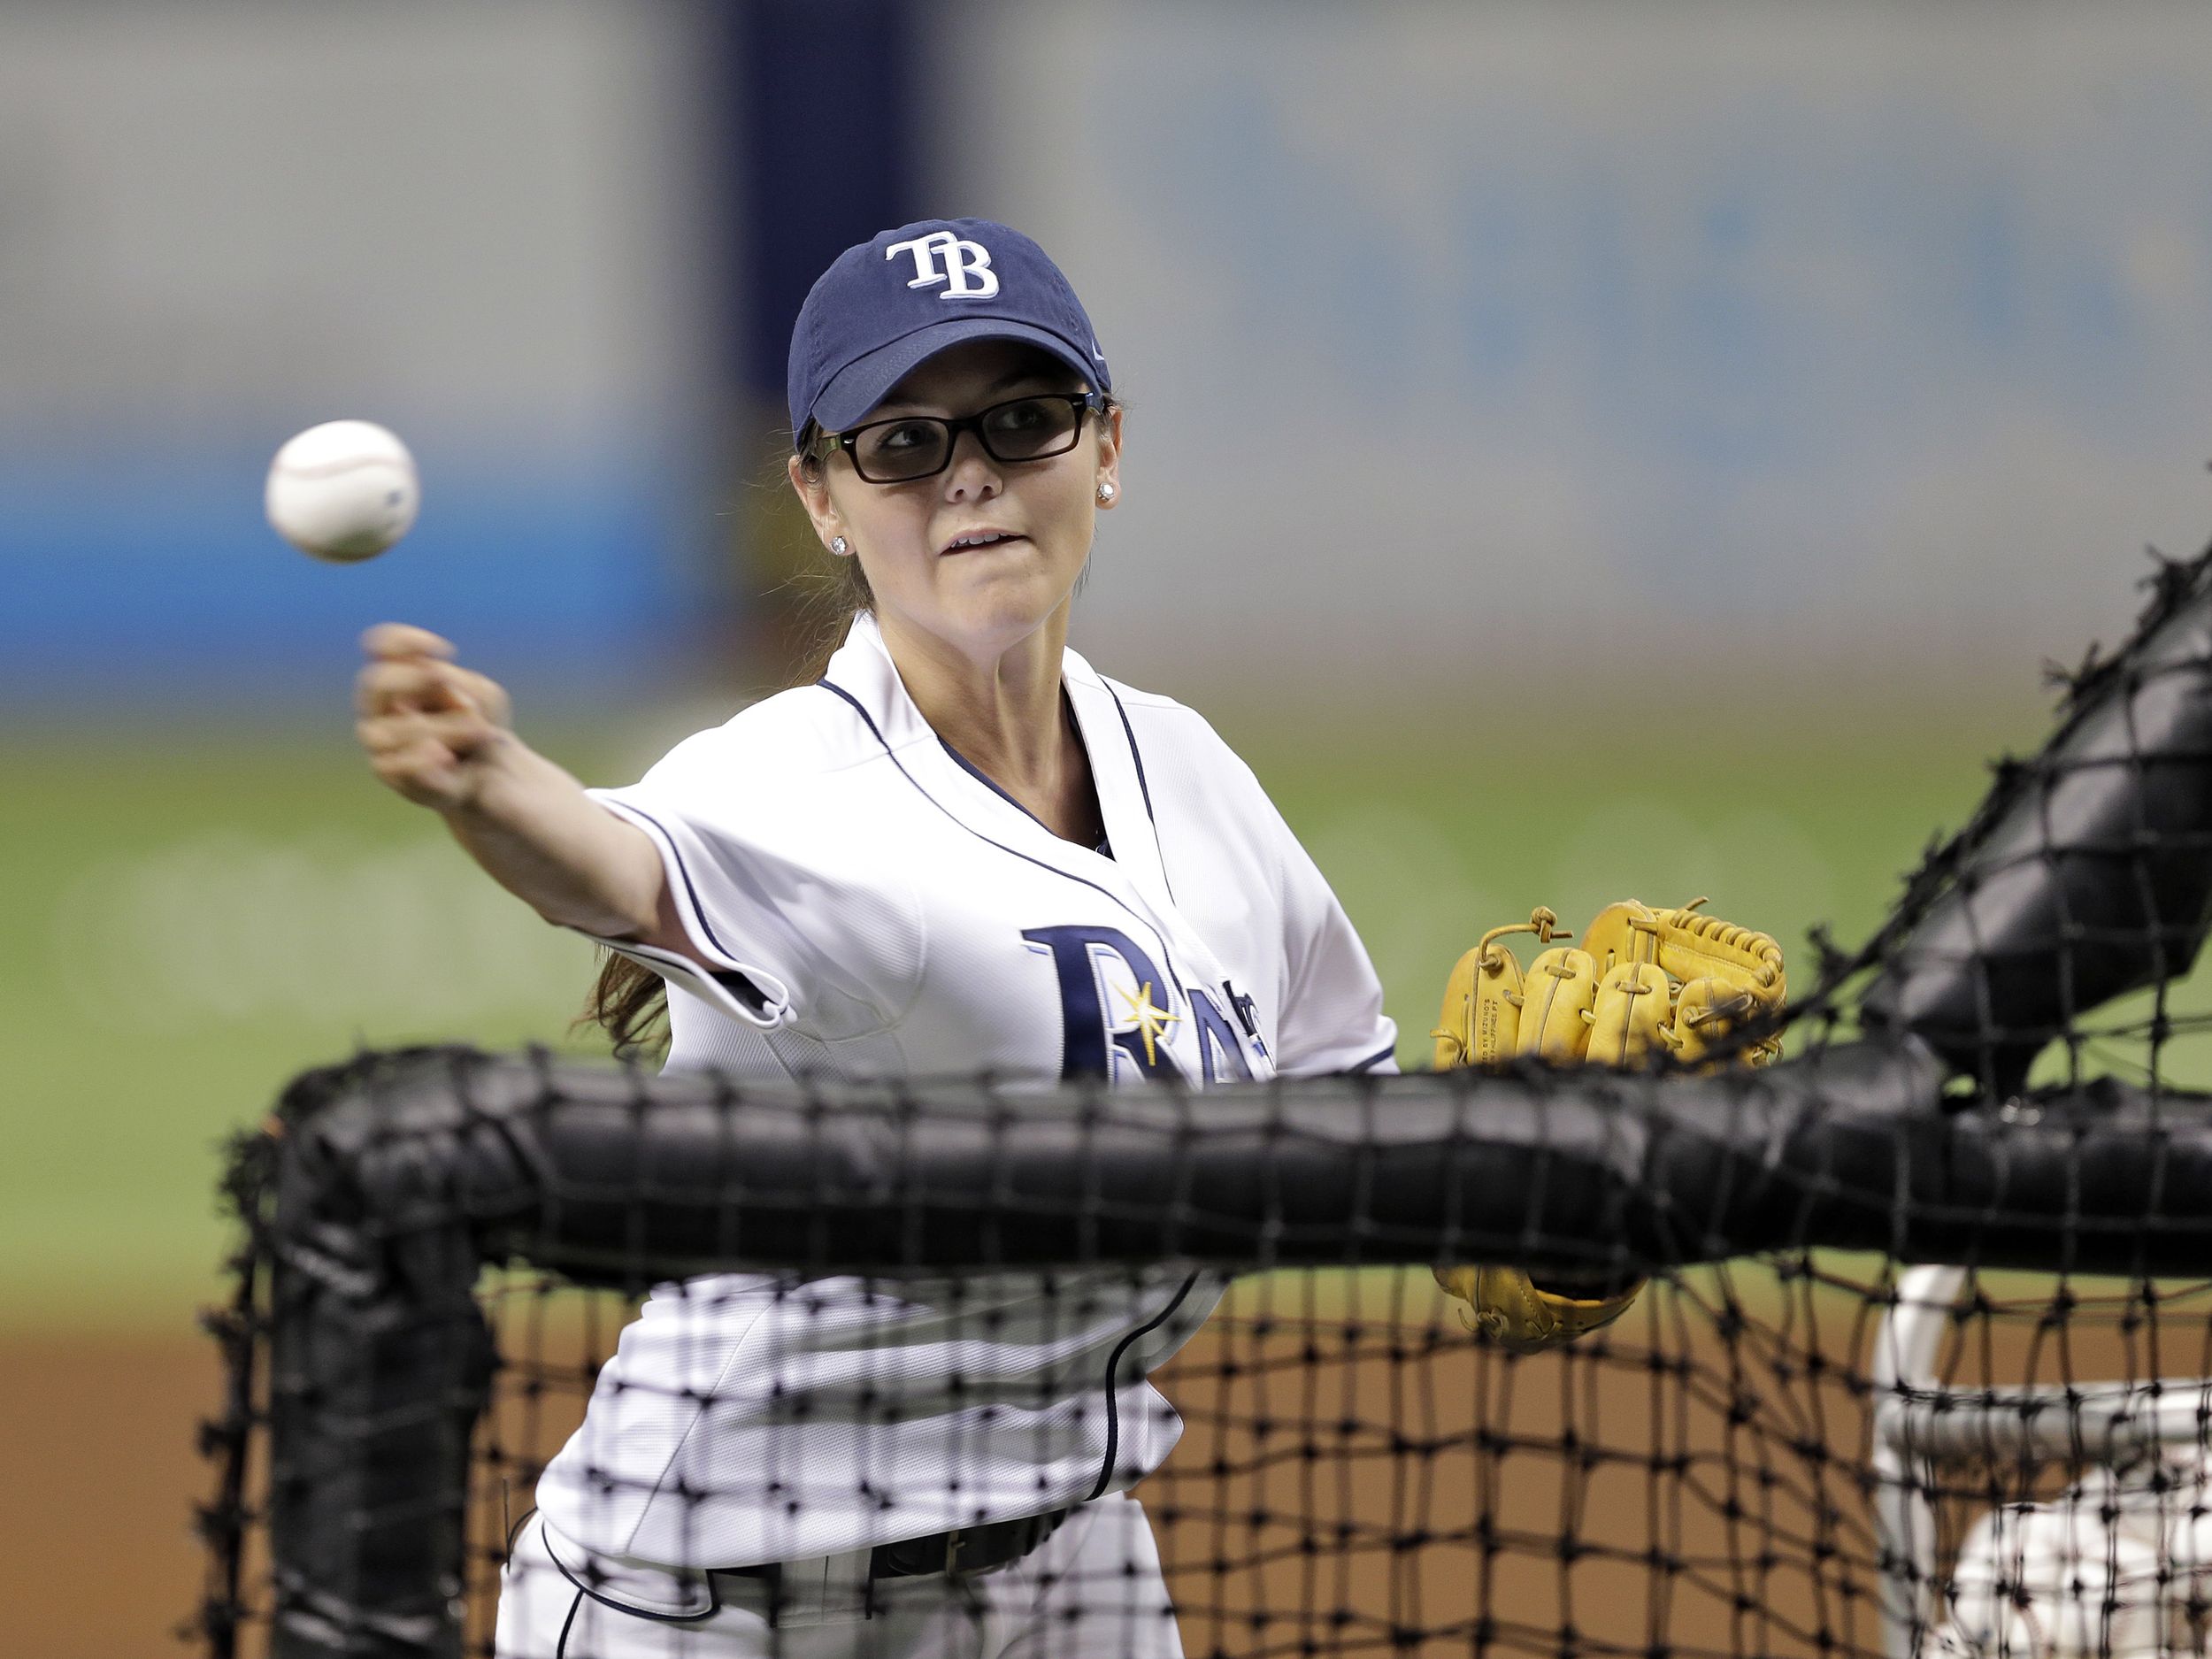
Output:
[1118, 981, 1181, 1067]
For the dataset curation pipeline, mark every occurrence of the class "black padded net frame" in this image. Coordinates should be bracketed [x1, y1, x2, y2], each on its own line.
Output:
[197, 544, 2212, 1659]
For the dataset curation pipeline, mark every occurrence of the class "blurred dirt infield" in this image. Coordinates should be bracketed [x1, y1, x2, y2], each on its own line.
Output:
[29, 1270, 2177, 1659]
[8, 1329, 222, 1659]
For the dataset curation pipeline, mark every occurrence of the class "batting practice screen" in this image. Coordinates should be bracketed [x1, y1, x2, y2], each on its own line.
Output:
[198, 547, 2212, 1659]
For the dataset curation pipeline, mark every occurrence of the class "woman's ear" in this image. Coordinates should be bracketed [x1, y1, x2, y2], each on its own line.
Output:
[1094, 402, 1125, 509]
[787, 452, 847, 549]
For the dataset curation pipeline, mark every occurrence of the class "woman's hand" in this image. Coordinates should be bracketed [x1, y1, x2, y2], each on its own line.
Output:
[348, 623, 673, 946]
[355, 623, 517, 813]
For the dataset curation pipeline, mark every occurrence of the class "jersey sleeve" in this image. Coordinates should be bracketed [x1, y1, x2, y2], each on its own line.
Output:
[579, 729, 918, 1034]
[580, 802, 787, 1031]
[1271, 827, 1401, 1077]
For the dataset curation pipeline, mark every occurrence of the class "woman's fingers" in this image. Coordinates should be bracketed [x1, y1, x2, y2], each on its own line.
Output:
[357, 701, 503, 803]
[354, 626, 514, 810]
[357, 658, 434, 716]
[443, 664, 513, 728]
[357, 714, 506, 809]
[366, 736, 469, 807]
[355, 633, 513, 727]
[355, 657, 500, 719]
[361, 622, 456, 662]
[356, 708, 498, 757]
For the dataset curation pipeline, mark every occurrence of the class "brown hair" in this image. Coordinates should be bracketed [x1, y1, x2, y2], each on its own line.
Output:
[582, 952, 672, 1059]
[580, 451, 872, 1059]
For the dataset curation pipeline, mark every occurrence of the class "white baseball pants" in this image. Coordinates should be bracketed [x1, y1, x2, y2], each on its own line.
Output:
[494, 1494, 1185, 1659]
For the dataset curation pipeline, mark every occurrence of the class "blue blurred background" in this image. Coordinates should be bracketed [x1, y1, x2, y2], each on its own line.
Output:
[7, 5, 2212, 1648]
[13, 1, 2212, 711]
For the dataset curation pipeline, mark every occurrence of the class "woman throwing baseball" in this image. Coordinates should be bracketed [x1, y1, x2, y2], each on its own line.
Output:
[356, 219, 1396, 1658]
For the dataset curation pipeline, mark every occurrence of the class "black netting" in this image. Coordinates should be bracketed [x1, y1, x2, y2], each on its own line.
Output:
[197, 546, 2212, 1659]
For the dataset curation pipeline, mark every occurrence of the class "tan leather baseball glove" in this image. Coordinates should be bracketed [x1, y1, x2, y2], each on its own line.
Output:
[1430, 898, 1786, 1354]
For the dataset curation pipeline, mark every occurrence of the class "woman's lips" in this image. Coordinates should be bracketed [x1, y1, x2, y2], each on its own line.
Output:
[939, 531, 1027, 555]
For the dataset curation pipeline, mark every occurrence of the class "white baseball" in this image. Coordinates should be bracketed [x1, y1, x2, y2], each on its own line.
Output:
[265, 420, 419, 563]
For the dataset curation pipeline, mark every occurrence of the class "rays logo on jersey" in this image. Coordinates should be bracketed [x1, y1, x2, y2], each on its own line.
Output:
[885, 229, 1000, 299]
[1023, 925, 1263, 1084]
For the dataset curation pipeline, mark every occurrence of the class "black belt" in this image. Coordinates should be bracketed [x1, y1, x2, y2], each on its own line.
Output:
[722, 1507, 1071, 1586]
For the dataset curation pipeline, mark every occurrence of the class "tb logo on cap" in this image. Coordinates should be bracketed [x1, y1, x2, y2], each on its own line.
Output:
[887, 230, 1000, 300]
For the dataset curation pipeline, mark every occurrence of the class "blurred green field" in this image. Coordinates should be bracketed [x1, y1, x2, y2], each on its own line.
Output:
[1, 688, 2045, 1330]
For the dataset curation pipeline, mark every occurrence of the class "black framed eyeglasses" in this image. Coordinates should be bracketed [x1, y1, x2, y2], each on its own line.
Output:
[816, 392, 1113, 484]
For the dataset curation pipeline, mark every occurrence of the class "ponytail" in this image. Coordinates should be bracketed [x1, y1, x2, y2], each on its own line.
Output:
[580, 951, 672, 1059]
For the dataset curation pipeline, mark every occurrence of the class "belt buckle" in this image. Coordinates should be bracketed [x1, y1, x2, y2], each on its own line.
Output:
[942, 1527, 965, 1576]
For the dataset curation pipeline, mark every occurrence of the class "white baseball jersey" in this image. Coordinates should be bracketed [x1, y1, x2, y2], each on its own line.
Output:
[534, 611, 1396, 1569]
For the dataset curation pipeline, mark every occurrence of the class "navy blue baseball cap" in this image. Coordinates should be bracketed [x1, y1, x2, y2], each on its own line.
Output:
[787, 218, 1111, 448]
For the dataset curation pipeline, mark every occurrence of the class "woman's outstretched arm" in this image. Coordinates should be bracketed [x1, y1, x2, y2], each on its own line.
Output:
[353, 622, 680, 948]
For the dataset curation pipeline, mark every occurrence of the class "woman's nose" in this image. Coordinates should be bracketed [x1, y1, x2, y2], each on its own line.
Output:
[941, 431, 1002, 501]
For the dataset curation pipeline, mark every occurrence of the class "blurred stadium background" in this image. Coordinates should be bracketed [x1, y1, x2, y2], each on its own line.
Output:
[7, 2, 2212, 1652]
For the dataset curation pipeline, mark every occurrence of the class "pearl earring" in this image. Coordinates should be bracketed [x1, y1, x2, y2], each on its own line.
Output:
[830, 536, 849, 556]
[1097, 482, 1116, 503]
